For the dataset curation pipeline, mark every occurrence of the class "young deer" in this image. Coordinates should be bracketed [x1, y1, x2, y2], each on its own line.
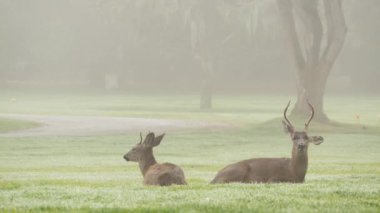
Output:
[211, 100, 324, 184]
[123, 132, 187, 186]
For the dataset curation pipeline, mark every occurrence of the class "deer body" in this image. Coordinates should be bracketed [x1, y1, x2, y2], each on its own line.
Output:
[143, 163, 186, 186]
[211, 100, 323, 184]
[211, 150, 308, 184]
[124, 132, 187, 186]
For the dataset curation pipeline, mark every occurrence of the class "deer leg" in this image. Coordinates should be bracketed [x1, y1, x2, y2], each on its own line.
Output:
[211, 164, 249, 184]
[267, 176, 292, 183]
[267, 177, 282, 183]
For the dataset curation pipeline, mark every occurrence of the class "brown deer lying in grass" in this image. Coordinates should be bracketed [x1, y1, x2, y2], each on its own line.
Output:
[123, 132, 187, 186]
[211, 100, 324, 184]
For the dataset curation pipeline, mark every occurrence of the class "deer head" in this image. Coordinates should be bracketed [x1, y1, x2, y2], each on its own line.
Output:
[282, 100, 324, 153]
[123, 132, 165, 162]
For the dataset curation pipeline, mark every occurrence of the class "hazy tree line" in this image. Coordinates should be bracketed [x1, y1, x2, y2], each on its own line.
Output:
[0, 0, 379, 120]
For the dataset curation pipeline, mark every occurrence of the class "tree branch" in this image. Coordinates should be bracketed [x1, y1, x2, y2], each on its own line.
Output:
[319, 0, 347, 76]
[277, 0, 306, 70]
[292, 0, 323, 72]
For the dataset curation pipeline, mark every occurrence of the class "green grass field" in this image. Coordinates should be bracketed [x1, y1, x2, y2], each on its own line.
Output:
[0, 90, 379, 212]
[0, 118, 39, 133]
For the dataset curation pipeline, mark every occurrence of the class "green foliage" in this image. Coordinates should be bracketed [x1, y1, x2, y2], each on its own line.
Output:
[0, 90, 379, 212]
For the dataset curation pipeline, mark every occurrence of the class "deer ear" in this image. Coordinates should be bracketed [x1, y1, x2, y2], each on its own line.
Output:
[143, 132, 155, 147]
[309, 136, 324, 145]
[145, 133, 165, 147]
[153, 133, 165, 146]
[282, 120, 294, 134]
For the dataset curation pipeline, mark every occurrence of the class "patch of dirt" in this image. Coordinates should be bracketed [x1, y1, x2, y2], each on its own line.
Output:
[0, 113, 231, 137]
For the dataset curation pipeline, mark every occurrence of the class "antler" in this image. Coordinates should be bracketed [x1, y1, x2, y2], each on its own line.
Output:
[305, 99, 315, 130]
[284, 100, 294, 129]
[139, 132, 143, 144]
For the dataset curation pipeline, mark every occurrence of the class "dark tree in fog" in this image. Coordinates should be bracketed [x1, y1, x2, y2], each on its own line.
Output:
[183, 1, 223, 109]
[277, 0, 347, 122]
[183, 0, 257, 109]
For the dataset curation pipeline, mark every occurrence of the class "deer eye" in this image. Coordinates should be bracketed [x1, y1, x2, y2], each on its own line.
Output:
[293, 136, 299, 140]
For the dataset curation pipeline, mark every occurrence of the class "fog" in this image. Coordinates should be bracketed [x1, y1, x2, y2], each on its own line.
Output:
[0, 0, 379, 94]
[1, 1, 380, 210]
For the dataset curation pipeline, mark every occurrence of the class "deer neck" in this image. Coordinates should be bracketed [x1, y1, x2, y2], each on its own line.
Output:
[138, 148, 157, 176]
[291, 147, 308, 182]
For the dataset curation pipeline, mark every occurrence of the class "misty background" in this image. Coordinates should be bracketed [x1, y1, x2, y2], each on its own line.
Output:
[1, 1, 380, 211]
[0, 0, 379, 94]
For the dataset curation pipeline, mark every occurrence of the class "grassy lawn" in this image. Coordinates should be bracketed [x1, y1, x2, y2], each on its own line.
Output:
[0, 118, 40, 133]
[0, 89, 379, 212]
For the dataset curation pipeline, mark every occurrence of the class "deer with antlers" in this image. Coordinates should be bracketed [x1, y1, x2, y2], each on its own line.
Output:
[211, 100, 324, 184]
[123, 132, 187, 186]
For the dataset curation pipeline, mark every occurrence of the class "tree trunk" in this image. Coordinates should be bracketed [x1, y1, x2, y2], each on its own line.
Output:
[292, 68, 329, 122]
[200, 79, 212, 109]
[277, 0, 347, 123]
[200, 60, 213, 110]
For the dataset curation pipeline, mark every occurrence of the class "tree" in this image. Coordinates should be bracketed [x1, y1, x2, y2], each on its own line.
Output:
[182, 1, 223, 109]
[183, 0, 257, 109]
[94, 0, 180, 89]
[277, 0, 347, 122]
